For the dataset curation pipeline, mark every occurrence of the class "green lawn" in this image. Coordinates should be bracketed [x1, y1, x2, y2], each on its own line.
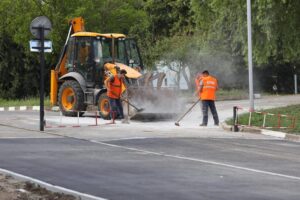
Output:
[227, 105, 300, 134]
[181, 89, 250, 102]
[217, 89, 249, 100]
[0, 97, 50, 107]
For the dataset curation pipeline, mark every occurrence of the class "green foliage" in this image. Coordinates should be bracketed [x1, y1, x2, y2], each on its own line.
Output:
[1, 0, 300, 99]
[191, 0, 300, 66]
[253, 0, 300, 64]
[0, 33, 40, 99]
[0, 0, 150, 99]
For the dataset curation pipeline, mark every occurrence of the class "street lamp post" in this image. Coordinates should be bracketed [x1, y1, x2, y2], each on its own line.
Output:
[247, 0, 254, 111]
[294, 66, 298, 94]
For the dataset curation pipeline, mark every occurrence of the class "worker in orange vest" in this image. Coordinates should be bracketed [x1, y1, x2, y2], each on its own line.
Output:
[198, 70, 219, 126]
[105, 67, 127, 121]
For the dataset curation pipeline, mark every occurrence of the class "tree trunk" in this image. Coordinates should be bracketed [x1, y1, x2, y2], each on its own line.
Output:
[182, 65, 191, 90]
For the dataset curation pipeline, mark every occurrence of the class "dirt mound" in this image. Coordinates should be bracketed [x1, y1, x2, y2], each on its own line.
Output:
[0, 173, 76, 200]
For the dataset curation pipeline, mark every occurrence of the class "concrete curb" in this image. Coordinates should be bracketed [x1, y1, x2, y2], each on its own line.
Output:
[0, 106, 59, 112]
[239, 126, 261, 134]
[261, 130, 300, 142]
[222, 123, 300, 142]
[285, 133, 300, 142]
[220, 122, 232, 131]
[0, 168, 107, 200]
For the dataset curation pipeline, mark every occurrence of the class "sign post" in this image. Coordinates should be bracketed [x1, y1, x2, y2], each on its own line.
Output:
[39, 26, 45, 131]
[29, 16, 52, 131]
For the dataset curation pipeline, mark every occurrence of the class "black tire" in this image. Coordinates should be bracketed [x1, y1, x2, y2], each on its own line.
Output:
[58, 80, 86, 117]
[98, 93, 111, 120]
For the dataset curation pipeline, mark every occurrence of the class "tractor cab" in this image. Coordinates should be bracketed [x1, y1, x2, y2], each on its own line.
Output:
[98, 35, 144, 70]
[64, 32, 142, 89]
[124, 38, 144, 70]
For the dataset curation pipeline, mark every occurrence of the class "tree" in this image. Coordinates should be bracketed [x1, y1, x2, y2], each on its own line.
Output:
[190, 0, 300, 92]
[0, 0, 151, 99]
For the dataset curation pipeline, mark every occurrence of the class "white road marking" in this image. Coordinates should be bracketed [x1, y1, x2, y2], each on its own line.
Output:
[93, 140, 300, 181]
[0, 168, 108, 200]
[102, 137, 149, 141]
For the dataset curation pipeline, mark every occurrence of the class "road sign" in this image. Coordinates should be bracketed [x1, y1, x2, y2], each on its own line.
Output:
[29, 40, 52, 53]
[30, 16, 52, 39]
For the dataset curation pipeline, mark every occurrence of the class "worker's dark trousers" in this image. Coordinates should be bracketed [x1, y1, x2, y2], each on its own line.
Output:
[201, 100, 219, 125]
[109, 98, 124, 119]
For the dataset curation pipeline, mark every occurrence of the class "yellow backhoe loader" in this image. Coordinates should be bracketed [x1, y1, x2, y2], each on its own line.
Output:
[50, 17, 179, 120]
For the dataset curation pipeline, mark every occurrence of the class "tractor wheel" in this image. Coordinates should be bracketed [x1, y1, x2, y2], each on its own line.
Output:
[58, 80, 86, 117]
[98, 93, 111, 120]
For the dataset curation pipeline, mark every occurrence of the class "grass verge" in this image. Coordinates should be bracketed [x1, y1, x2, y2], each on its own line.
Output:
[181, 89, 249, 102]
[0, 97, 50, 107]
[217, 89, 249, 101]
[226, 104, 300, 134]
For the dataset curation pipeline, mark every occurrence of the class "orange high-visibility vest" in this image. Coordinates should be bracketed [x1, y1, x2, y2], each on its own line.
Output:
[107, 75, 123, 99]
[199, 76, 218, 100]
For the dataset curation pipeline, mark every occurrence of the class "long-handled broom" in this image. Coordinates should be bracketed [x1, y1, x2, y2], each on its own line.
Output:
[175, 99, 200, 126]
[121, 98, 144, 112]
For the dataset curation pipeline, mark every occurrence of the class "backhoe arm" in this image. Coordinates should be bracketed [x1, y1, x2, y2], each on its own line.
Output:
[50, 17, 85, 106]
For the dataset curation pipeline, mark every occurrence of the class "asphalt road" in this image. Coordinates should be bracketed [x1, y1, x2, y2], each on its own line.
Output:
[0, 136, 300, 200]
[0, 95, 300, 200]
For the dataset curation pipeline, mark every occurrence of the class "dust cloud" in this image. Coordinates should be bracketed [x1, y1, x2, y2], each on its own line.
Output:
[186, 49, 248, 90]
[127, 47, 249, 121]
[127, 87, 184, 115]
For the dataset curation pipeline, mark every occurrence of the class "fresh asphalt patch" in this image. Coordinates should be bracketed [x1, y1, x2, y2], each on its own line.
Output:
[0, 137, 300, 200]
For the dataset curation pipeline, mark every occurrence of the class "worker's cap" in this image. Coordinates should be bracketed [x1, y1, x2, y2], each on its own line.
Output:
[202, 70, 209, 75]
[120, 69, 127, 75]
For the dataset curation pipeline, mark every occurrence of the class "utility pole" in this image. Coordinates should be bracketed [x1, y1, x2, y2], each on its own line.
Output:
[294, 66, 298, 94]
[247, 0, 254, 111]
